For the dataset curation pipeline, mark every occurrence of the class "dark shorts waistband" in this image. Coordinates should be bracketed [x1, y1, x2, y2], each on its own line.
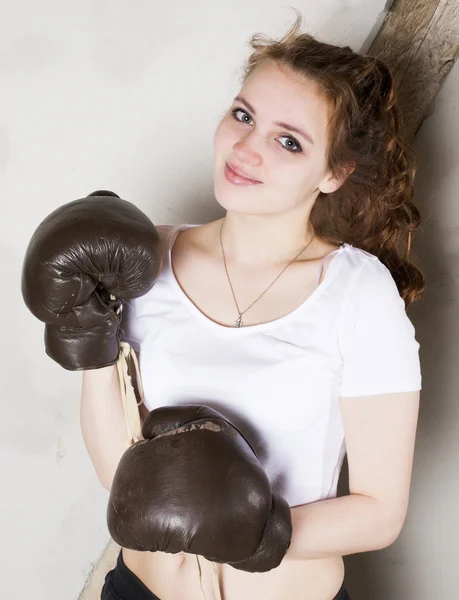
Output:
[101, 550, 160, 600]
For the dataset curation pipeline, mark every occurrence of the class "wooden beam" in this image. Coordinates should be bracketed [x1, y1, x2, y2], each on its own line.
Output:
[78, 540, 120, 599]
[368, 0, 459, 142]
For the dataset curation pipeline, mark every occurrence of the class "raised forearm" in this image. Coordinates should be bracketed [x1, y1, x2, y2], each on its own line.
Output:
[286, 493, 401, 561]
[80, 365, 128, 492]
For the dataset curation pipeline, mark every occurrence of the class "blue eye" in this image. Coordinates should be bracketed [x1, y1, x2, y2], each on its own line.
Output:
[231, 108, 303, 154]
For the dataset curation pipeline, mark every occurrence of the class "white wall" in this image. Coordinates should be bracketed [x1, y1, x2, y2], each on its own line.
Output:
[1, 1, 456, 598]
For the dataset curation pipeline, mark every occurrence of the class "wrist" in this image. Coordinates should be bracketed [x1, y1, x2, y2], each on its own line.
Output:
[82, 363, 119, 385]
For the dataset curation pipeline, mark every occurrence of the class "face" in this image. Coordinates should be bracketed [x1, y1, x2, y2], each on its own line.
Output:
[213, 60, 341, 217]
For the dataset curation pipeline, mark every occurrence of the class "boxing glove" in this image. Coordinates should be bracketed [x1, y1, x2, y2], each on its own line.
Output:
[21, 191, 162, 371]
[107, 404, 292, 573]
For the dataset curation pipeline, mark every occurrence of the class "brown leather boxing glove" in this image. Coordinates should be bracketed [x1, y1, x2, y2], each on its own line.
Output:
[21, 190, 162, 371]
[107, 404, 292, 573]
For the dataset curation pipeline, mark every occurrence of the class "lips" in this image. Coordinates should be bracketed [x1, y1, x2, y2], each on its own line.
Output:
[226, 162, 261, 183]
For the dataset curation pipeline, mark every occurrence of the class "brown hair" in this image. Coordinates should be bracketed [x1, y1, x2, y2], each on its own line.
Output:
[239, 9, 425, 307]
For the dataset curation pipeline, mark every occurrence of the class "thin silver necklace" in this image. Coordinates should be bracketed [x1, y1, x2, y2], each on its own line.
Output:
[219, 219, 315, 328]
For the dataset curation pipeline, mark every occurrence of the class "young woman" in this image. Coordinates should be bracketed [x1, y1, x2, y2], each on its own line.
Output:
[83, 12, 423, 600]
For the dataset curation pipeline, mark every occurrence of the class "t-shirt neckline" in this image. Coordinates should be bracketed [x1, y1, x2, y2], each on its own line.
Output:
[167, 223, 347, 333]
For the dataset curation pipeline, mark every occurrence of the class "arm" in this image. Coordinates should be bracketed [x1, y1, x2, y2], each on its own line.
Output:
[80, 365, 128, 492]
[80, 350, 147, 492]
[286, 389, 420, 560]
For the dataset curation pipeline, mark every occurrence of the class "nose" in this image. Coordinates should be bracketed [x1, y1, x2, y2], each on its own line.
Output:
[233, 134, 263, 168]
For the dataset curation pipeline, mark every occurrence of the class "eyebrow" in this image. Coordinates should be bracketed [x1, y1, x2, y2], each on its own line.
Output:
[234, 95, 314, 146]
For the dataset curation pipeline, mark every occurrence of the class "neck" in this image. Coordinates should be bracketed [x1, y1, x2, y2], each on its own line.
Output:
[217, 211, 316, 269]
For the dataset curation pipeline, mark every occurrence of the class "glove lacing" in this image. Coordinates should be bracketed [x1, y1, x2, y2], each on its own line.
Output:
[116, 341, 144, 448]
[116, 341, 222, 600]
[197, 555, 222, 600]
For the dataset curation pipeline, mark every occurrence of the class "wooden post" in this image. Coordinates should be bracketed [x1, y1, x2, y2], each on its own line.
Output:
[367, 0, 459, 142]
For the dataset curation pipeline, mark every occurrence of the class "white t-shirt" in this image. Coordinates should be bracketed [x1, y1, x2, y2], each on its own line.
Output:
[121, 224, 422, 508]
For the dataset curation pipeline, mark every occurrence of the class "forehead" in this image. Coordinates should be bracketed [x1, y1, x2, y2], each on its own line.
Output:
[239, 61, 331, 146]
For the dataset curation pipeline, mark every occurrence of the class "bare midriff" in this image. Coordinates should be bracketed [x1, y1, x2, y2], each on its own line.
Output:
[122, 547, 345, 600]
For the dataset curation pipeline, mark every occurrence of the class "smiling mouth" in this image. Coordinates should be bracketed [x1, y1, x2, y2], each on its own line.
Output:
[224, 163, 262, 184]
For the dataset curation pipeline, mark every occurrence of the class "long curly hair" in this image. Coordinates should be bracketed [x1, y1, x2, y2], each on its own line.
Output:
[239, 9, 425, 307]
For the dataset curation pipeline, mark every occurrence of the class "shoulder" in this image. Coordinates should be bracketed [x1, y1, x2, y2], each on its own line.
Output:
[179, 221, 221, 252]
[343, 245, 400, 300]
[170, 221, 223, 266]
[338, 247, 410, 345]
[155, 223, 212, 248]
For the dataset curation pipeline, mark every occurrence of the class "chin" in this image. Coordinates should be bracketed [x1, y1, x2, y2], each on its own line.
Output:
[214, 195, 272, 218]
[213, 183, 254, 210]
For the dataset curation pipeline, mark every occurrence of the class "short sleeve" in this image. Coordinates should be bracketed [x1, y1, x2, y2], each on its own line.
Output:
[339, 258, 422, 397]
[120, 297, 144, 354]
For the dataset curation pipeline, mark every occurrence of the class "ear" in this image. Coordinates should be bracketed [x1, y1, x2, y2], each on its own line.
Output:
[319, 163, 355, 194]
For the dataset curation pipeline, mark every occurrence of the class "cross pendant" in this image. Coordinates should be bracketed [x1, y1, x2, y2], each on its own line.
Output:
[235, 314, 243, 327]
